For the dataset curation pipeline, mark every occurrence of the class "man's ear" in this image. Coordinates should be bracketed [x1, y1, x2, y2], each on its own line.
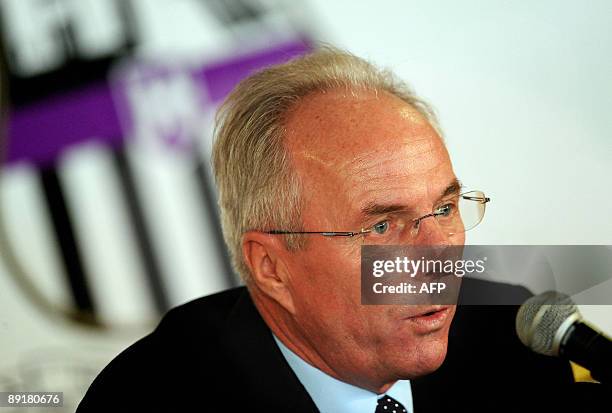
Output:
[242, 231, 296, 314]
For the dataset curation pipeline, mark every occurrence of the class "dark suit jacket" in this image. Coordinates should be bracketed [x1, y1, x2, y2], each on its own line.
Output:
[77, 280, 580, 412]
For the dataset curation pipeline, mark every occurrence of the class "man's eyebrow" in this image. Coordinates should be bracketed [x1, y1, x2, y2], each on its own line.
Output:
[361, 203, 409, 216]
[360, 178, 463, 217]
[440, 178, 463, 199]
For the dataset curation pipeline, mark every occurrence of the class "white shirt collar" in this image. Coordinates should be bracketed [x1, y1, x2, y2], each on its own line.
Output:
[273, 334, 413, 413]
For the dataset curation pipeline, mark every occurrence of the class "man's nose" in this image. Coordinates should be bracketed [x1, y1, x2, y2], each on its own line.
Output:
[412, 216, 451, 247]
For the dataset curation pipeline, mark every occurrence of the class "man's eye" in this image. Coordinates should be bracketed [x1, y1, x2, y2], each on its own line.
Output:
[436, 203, 454, 217]
[372, 221, 389, 234]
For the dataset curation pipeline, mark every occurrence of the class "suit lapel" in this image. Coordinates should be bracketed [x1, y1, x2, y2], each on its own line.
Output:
[223, 289, 319, 412]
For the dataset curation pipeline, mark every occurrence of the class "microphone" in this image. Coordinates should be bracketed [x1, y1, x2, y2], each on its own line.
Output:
[515, 291, 612, 383]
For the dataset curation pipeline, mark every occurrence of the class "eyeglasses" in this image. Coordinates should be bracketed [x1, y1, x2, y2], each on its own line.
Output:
[266, 191, 490, 244]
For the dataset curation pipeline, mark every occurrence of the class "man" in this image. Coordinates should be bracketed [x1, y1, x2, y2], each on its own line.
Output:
[77, 48, 573, 412]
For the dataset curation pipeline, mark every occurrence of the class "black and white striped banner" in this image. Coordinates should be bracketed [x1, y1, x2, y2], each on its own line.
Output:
[0, 0, 315, 328]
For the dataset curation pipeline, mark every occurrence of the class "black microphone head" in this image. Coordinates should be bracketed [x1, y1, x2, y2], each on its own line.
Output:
[516, 291, 581, 356]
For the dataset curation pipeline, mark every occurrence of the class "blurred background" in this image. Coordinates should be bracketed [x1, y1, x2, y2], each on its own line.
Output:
[0, 0, 610, 410]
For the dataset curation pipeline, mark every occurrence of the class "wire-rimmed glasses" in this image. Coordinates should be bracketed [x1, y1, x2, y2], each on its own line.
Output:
[266, 190, 490, 243]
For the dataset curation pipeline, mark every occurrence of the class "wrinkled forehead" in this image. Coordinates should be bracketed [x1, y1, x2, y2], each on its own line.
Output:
[283, 89, 449, 190]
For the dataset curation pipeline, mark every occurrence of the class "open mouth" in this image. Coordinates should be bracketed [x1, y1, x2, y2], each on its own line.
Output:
[410, 306, 449, 318]
[396, 305, 453, 333]
[405, 306, 451, 326]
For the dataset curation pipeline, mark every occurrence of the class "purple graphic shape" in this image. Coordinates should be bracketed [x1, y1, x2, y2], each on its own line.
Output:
[6, 82, 123, 167]
[197, 40, 311, 103]
[5, 39, 311, 167]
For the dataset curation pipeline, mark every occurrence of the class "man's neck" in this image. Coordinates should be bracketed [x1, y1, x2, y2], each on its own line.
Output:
[249, 287, 396, 394]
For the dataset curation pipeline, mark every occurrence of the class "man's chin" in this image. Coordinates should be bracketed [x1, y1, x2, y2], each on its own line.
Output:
[396, 338, 449, 379]
[419, 340, 449, 375]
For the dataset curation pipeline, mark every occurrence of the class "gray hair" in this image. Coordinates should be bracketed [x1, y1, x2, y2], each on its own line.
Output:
[211, 46, 441, 282]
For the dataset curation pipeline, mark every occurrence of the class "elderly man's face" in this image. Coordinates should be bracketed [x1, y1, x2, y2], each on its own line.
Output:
[281, 88, 463, 387]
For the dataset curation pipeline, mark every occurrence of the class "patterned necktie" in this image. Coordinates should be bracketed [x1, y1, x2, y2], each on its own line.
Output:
[375, 395, 407, 413]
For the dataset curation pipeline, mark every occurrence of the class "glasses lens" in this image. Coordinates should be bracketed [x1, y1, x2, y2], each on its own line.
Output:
[456, 190, 486, 233]
[360, 191, 487, 244]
